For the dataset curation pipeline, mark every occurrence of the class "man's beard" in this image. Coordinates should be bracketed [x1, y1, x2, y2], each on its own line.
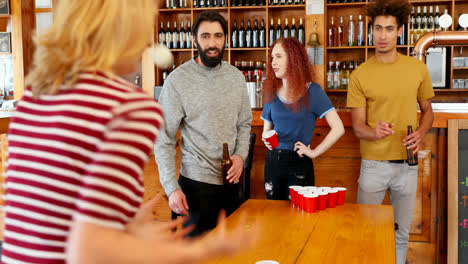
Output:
[196, 40, 225, 68]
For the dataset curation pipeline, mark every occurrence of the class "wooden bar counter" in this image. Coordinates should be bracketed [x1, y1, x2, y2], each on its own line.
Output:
[203, 199, 396, 264]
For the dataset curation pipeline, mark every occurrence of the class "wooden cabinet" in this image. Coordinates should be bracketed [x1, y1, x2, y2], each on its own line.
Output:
[324, 0, 468, 95]
[154, 3, 306, 86]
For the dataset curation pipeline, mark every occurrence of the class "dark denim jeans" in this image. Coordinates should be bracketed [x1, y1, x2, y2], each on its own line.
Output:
[264, 149, 315, 200]
[172, 175, 240, 237]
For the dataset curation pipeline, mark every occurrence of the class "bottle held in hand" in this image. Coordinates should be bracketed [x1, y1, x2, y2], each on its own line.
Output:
[407, 125, 418, 166]
[222, 143, 233, 185]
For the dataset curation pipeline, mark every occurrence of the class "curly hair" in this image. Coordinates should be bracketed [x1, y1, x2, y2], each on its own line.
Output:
[263, 37, 314, 112]
[367, 0, 412, 28]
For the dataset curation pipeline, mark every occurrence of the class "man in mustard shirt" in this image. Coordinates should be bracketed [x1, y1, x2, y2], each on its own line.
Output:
[347, 0, 434, 263]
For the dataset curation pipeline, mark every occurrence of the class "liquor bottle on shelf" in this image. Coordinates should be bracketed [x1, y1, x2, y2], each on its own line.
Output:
[166, 21, 172, 49]
[213, 0, 218, 7]
[200, 0, 205, 7]
[162, 68, 169, 83]
[239, 20, 246, 48]
[415, 6, 421, 41]
[290, 18, 297, 39]
[428, 6, 434, 32]
[337, 16, 345, 47]
[328, 16, 337, 47]
[421, 6, 428, 36]
[276, 18, 282, 41]
[232, 19, 239, 48]
[410, 7, 415, 45]
[348, 15, 355, 46]
[253, 19, 259, 48]
[159, 21, 165, 46]
[231, 0, 238, 6]
[166, 0, 172, 9]
[340, 61, 350, 90]
[269, 18, 275, 47]
[298, 18, 305, 45]
[327, 61, 334, 90]
[349, 60, 355, 73]
[357, 15, 364, 46]
[435, 6, 440, 31]
[179, 21, 186, 49]
[333, 61, 341, 89]
[287, 0, 293, 5]
[283, 18, 290, 39]
[206, 0, 211, 7]
[246, 20, 253, 48]
[259, 19, 266, 47]
[186, 21, 192, 49]
[397, 23, 405, 45]
[172, 21, 179, 49]
[220, 0, 226, 6]
[172, 0, 178, 9]
[367, 21, 372, 46]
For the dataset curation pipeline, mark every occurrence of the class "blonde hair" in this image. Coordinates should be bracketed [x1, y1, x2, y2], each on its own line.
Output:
[27, 0, 156, 98]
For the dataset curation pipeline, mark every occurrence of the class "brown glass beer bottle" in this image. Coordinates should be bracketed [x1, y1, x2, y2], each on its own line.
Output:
[222, 143, 233, 185]
[407, 126, 418, 166]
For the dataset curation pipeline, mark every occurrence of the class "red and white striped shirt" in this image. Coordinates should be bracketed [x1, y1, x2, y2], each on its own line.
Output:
[1, 71, 163, 264]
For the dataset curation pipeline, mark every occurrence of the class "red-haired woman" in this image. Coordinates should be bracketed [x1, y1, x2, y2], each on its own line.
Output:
[261, 37, 344, 200]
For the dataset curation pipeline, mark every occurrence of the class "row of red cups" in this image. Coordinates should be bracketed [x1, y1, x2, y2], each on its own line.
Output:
[289, 186, 347, 213]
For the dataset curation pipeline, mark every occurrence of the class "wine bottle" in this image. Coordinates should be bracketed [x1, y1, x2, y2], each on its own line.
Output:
[246, 20, 253, 48]
[239, 20, 246, 48]
[172, 21, 179, 49]
[259, 19, 266, 47]
[253, 19, 259, 48]
[298, 17, 305, 45]
[159, 21, 165, 45]
[186, 21, 192, 49]
[276, 18, 282, 41]
[166, 21, 172, 49]
[283, 18, 290, 38]
[232, 19, 239, 48]
[179, 21, 186, 49]
[290, 18, 297, 39]
[269, 18, 275, 47]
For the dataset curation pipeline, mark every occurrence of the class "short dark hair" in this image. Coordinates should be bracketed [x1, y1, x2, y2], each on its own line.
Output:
[367, 0, 412, 28]
[192, 11, 228, 38]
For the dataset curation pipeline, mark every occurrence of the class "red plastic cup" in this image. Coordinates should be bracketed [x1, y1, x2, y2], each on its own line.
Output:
[335, 187, 347, 205]
[327, 189, 338, 208]
[303, 192, 318, 213]
[318, 190, 328, 210]
[289, 185, 301, 207]
[263, 130, 279, 149]
[297, 190, 307, 210]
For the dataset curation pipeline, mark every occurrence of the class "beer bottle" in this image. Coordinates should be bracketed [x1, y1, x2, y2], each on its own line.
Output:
[407, 126, 418, 166]
[222, 143, 233, 185]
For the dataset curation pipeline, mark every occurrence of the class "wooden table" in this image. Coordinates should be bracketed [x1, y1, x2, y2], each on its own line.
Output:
[203, 199, 395, 264]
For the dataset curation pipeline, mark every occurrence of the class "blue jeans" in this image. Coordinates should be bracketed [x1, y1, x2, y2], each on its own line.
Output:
[357, 159, 418, 264]
[264, 149, 315, 200]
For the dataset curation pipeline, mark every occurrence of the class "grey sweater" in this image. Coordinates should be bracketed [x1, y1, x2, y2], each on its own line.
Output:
[154, 58, 252, 196]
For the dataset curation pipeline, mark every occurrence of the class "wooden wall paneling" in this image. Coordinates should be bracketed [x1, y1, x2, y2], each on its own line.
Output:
[20, 0, 34, 77]
[447, 120, 460, 264]
[436, 127, 448, 264]
[11, 0, 24, 99]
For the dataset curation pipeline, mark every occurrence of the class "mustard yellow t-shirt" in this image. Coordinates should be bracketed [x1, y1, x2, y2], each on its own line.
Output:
[346, 53, 434, 160]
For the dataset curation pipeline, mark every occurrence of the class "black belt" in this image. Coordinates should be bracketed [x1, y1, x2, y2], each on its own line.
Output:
[387, 159, 407, 164]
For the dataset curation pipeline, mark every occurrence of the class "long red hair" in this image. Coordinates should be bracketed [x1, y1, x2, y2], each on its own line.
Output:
[264, 37, 315, 112]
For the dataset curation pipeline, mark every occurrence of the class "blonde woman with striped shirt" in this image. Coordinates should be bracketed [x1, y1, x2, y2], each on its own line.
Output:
[1, 1, 253, 263]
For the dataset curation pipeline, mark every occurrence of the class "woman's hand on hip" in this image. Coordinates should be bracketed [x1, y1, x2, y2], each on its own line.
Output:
[294, 141, 316, 159]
